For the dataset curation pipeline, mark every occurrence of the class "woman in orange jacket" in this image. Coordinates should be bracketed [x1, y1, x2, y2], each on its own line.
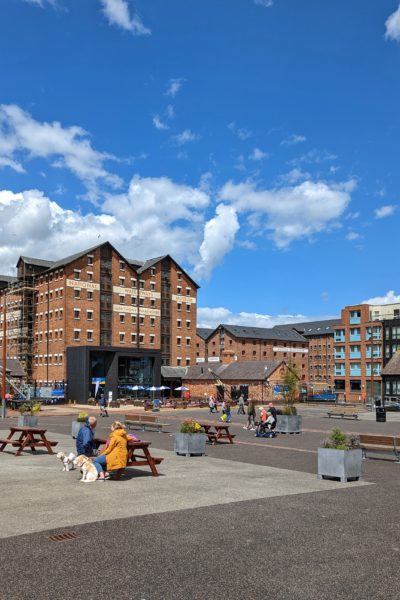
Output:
[93, 421, 128, 480]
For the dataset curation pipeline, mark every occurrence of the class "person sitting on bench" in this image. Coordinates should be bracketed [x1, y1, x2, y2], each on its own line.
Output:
[93, 421, 128, 481]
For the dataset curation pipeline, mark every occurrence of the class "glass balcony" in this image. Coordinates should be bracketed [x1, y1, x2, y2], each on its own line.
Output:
[350, 351, 361, 359]
[350, 366, 361, 376]
[350, 317, 361, 325]
[350, 334, 361, 342]
[366, 365, 381, 376]
[334, 351, 345, 359]
[334, 332, 345, 342]
[335, 366, 345, 376]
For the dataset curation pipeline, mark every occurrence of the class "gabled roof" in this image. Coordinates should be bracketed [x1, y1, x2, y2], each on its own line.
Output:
[0, 275, 18, 286]
[127, 258, 145, 269]
[17, 256, 55, 269]
[161, 366, 187, 379]
[220, 324, 307, 343]
[183, 360, 284, 381]
[196, 328, 215, 341]
[274, 319, 341, 336]
[382, 351, 400, 376]
[135, 254, 200, 289]
[0, 358, 26, 378]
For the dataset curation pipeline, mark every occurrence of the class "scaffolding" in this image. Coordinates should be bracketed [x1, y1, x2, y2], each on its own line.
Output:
[0, 264, 37, 383]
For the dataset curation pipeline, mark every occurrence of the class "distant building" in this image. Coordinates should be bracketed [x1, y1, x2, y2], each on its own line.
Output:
[381, 350, 400, 404]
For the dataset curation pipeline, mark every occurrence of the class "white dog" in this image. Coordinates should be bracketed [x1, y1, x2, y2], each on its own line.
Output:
[73, 454, 98, 482]
[56, 451, 76, 472]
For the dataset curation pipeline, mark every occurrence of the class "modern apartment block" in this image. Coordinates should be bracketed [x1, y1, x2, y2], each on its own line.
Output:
[0, 242, 198, 402]
[195, 324, 309, 382]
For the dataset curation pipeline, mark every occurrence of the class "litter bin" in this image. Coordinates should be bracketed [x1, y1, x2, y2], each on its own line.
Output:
[375, 400, 386, 422]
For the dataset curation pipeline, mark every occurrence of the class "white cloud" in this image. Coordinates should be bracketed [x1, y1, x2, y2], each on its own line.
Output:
[171, 129, 200, 145]
[346, 231, 362, 241]
[345, 211, 360, 220]
[248, 147, 268, 161]
[197, 307, 328, 330]
[228, 122, 252, 140]
[281, 134, 307, 146]
[278, 168, 310, 184]
[385, 5, 400, 41]
[374, 205, 396, 219]
[0, 104, 122, 200]
[99, 0, 150, 35]
[362, 291, 400, 305]
[152, 115, 169, 130]
[166, 79, 185, 98]
[194, 204, 240, 280]
[219, 179, 355, 248]
[254, 0, 273, 6]
[0, 177, 213, 276]
[165, 105, 175, 119]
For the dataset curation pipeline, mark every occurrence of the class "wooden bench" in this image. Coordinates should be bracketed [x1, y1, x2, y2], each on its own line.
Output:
[359, 434, 400, 462]
[327, 405, 360, 420]
[124, 413, 168, 433]
[95, 437, 164, 479]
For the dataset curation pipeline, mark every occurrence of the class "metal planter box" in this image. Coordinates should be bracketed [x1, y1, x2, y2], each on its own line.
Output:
[318, 448, 363, 482]
[17, 416, 38, 427]
[71, 421, 85, 439]
[174, 433, 207, 456]
[276, 415, 302, 434]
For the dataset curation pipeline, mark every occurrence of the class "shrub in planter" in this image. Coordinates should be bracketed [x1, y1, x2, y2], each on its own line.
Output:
[175, 420, 206, 456]
[318, 427, 362, 482]
[275, 361, 302, 433]
[17, 401, 42, 427]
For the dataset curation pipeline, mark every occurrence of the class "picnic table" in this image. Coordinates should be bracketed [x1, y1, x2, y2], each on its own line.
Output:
[0, 426, 58, 456]
[95, 437, 163, 480]
[197, 421, 236, 444]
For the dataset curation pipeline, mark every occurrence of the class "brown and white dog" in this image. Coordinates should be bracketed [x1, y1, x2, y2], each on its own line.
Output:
[56, 451, 76, 472]
[73, 455, 98, 482]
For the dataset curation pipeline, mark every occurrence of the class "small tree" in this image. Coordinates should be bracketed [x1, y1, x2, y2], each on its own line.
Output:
[282, 361, 300, 415]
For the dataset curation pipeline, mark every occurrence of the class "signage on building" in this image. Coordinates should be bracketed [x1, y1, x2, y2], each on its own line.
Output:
[171, 294, 196, 304]
[66, 279, 100, 291]
[113, 286, 161, 300]
[273, 346, 308, 353]
[196, 357, 205, 363]
[208, 357, 220, 362]
[112, 305, 160, 317]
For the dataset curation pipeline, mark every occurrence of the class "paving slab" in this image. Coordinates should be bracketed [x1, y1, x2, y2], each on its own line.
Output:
[0, 430, 369, 539]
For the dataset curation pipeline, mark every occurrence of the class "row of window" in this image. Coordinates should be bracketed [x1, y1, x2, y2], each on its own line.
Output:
[35, 329, 63, 342]
[34, 354, 64, 366]
[71, 330, 160, 344]
[334, 327, 382, 341]
[119, 314, 156, 326]
[37, 288, 64, 302]
[36, 309, 64, 321]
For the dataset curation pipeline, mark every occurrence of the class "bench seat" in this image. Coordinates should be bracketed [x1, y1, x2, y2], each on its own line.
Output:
[359, 434, 400, 461]
[327, 406, 360, 420]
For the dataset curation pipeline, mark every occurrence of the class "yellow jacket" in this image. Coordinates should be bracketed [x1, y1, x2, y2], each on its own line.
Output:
[100, 429, 128, 470]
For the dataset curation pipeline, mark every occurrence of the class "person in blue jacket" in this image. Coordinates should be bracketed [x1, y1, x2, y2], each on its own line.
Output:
[76, 416, 97, 456]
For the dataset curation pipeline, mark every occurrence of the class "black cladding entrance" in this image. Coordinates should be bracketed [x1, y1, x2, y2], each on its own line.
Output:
[67, 346, 161, 404]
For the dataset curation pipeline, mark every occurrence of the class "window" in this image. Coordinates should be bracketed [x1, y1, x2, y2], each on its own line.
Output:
[74, 288, 81, 299]
[186, 337, 191, 346]
[139, 280, 145, 289]
[49, 291, 53, 301]
[177, 336, 181, 346]
[73, 329, 80, 341]
[150, 317, 155, 326]
[186, 320, 191, 329]
[177, 319, 182, 328]
[74, 309, 80, 320]
[119, 277, 125, 287]
[131, 278, 137, 288]
[139, 298, 144, 307]
[177, 303, 182, 311]
[59, 309, 63, 319]
[119, 295, 125, 305]
[177, 286, 182, 295]
[87, 330, 93, 342]
[131, 315, 137, 324]
[150, 267, 156, 277]
[74, 270, 81, 280]
[186, 358, 190, 366]
[186, 287, 191, 296]
[150, 282, 156, 291]
[119, 261, 125, 271]
[87, 255, 94, 265]
[119, 314, 125, 324]
[177, 271, 182, 280]
[119, 332, 125, 343]
[177, 358, 181, 366]
[87, 290, 93, 301]
[139, 334, 144, 344]
[186, 304, 191, 312]
[131, 333, 137, 343]
[150, 334, 155, 344]
[87, 272, 93, 282]
[140, 316, 144, 325]
[131, 296, 137, 306]
[59, 288, 63, 299]
[150, 299, 156, 308]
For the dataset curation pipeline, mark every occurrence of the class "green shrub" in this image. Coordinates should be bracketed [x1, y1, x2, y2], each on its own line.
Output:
[321, 427, 360, 450]
[180, 420, 202, 434]
[19, 401, 42, 416]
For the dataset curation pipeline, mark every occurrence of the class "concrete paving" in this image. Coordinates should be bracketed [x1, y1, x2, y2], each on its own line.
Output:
[0, 430, 368, 539]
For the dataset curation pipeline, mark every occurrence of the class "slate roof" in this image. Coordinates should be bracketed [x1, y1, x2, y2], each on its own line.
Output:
[183, 360, 283, 381]
[161, 366, 188, 379]
[274, 319, 341, 337]
[196, 328, 215, 340]
[0, 358, 26, 378]
[381, 351, 400, 376]
[137, 256, 167, 274]
[18, 256, 55, 268]
[220, 324, 307, 343]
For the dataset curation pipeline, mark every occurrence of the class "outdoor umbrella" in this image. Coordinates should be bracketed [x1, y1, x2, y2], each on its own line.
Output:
[130, 385, 145, 399]
[159, 385, 170, 401]
[148, 386, 159, 401]
[174, 385, 189, 399]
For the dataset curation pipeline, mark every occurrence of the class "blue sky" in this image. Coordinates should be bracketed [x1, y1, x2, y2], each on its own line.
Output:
[0, 0, 400, 328]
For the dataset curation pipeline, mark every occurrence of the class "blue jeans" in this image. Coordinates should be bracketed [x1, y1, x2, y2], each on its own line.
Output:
[93, 455, 107, 474]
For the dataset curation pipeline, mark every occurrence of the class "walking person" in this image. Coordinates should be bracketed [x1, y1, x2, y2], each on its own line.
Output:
[225, 401, 232, 423]
[99, 392, 108, 417]
[243, 398, 256, 430]
[208, 395, 216, 413]
[221, 400, 226, 416]
[237, 394, 245, 415]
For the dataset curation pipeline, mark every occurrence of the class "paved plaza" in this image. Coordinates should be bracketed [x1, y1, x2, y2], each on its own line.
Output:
[1, 406, 400, 599]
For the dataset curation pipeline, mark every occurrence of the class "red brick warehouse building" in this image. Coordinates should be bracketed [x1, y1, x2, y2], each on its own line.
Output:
[0, 241, 198, 403]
